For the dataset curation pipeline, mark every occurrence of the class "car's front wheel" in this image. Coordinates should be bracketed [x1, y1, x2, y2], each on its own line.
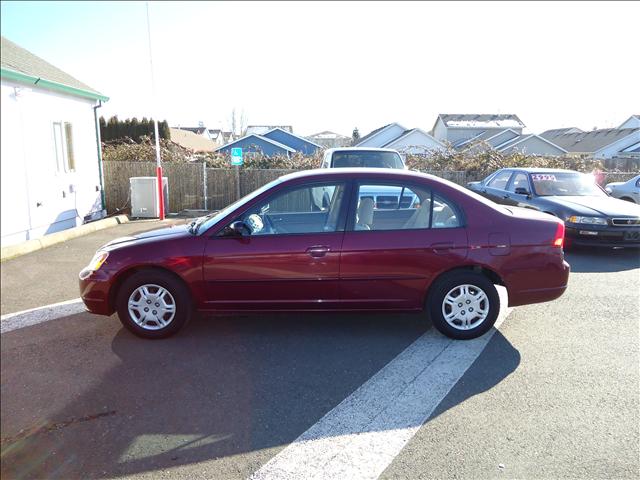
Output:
[116, 270, 191, 339]
[427, 271, 500, 340]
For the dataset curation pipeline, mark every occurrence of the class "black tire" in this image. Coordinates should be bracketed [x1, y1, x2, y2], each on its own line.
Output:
[116, 270, 192, 339]
[426, 271, 500, 340]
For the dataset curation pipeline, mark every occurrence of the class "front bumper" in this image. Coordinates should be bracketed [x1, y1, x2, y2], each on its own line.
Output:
[565, 225, 640, 248]
[79, 268, 115, 316]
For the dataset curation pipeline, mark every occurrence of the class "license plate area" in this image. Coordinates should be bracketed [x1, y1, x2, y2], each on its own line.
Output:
[624, 230, 640, 241]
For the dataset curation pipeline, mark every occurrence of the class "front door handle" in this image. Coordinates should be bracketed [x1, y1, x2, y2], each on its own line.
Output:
[306, 245, 330, 258]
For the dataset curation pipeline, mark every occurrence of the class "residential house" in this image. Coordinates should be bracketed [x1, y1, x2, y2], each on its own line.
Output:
[245, 125, 293, 136]
[1, 36, 109, 246]
[168, 127, 216, 153]
[307, 131, 352, 148]
[215, 134, 296, 157]
[216, 128, 322, 157]
[540, 126, 640, 169]
[355, 122, 445, 154]
[433, 114, 567, 156]
[432, 114, 525, 145]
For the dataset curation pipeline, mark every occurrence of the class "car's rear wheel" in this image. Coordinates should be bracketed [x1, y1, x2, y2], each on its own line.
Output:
[427, 271, 499, 340]
[116, 270, 191, 339]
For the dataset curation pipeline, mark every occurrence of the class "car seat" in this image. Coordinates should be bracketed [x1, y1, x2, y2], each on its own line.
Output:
[403, 200, 431, 229]
[355, 198, 374, 230]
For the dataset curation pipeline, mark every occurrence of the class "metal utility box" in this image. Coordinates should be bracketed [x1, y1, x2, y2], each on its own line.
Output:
[130, 177, 168, 218]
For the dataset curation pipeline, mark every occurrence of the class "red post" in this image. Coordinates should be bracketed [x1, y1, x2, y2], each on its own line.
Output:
[156, 165, 165, 220]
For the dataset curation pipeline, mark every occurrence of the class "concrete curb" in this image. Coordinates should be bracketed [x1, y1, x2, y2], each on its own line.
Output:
[1, 215, 130, 262]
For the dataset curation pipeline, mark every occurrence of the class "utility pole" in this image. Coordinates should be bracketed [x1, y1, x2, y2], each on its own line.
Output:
[146, 1, 165, 219]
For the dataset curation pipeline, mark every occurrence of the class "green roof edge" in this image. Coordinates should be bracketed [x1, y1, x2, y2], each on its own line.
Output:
[1, 67, 109, 102]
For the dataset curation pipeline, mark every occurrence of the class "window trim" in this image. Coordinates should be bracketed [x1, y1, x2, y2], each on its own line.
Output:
[215, 180, 352, 238]
[486, 169, 513, 191]
[345, 179, 465, 233]
[52, 121, 76, 174]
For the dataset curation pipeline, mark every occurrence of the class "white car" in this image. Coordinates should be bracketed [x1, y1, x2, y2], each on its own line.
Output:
[321, 147, 406, 169]
[606, 174, 640, 203]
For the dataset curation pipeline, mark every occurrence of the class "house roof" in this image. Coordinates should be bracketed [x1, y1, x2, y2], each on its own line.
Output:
[545, 128, 640, 153]
[495, 134, 567, 154]
[168, 128, 216, 152]
[540, 127, 584, 139]
[215, 134, 297, 153]
[308, 131, 351, 140]
[263, 127, 323, 149]
[454, 129, 520, 149]
[173, 126, 207, 135]
[437, 114, 525, 129]
[0, 36, 107, 101]
[245, 125, 293, 135]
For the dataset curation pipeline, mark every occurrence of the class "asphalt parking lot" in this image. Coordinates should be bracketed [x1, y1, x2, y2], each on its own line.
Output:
[1, 220, 639, 479]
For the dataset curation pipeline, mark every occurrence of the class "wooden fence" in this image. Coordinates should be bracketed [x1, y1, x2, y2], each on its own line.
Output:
[102, 161, 638, 215]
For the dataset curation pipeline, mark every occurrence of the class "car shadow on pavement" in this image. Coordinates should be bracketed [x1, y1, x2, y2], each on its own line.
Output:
[565, 247, 640, 273]
[1, 312, 520, 479]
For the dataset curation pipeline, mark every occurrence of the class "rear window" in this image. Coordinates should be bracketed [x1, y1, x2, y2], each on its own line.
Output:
[331, 151, 404, 169]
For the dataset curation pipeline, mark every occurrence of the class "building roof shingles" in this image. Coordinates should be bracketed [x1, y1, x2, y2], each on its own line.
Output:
[1, 36, 104, 96]
[546, 128, 640, 153]
[439, 114, 525, 129]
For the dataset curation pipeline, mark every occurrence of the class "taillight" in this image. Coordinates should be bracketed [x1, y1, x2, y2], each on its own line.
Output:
[553, 222, 565, 248]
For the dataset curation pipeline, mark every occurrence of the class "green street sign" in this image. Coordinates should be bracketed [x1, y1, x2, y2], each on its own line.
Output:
[231, 147, 243, 166]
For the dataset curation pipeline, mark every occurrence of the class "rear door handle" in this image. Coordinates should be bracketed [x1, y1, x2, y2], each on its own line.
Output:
[306, 245, 330, 258]
[431, 242, 454, 254]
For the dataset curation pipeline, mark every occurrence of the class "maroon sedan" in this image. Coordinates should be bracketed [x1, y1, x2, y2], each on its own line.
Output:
[80, 168, 569, 340]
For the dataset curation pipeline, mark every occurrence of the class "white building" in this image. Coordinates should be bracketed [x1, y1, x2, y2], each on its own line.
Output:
[355, 123, 445, 154]
[433, 114, 568, 156]
[1, 36, 108, 246]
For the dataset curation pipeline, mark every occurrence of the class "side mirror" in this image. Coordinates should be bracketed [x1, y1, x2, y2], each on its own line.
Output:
[514, 187, 531, 196]
[225, 220, 251, 236]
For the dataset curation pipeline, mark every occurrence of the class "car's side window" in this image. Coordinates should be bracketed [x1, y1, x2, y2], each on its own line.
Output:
[351, 183, 431, 231]
[508, 172, 530, 193]
[486, 170, 512, 190]
[432, 194, 462, 229]
[235, 182, 346, 236]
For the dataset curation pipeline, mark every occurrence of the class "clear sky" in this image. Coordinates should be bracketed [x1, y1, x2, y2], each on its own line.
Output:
[2, 1, 638, 137]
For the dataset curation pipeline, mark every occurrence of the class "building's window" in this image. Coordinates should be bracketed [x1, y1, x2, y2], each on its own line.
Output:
[53, 121, 75, 173]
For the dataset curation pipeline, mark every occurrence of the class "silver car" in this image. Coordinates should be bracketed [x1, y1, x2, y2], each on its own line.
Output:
[606, 174, 640, 203]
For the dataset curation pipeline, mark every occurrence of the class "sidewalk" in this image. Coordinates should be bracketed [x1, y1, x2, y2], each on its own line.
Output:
[0, 218, 186, 316]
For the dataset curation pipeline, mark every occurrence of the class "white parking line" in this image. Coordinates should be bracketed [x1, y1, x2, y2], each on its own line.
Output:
[0, 298, 86, 334]
[250, 289, 512, 480]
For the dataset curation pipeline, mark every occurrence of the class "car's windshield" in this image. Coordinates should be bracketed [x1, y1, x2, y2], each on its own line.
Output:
[195, 178, 282, 234]
[332, 151, 404, 169]
[530, 172, 606, 197]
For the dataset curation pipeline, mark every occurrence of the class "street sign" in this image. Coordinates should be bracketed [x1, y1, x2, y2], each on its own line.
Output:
[231, 147, 243, 166]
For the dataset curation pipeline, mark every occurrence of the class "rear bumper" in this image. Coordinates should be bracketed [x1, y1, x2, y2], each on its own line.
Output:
[565, 226, 640, 248]
[508, 259, 570, 307]
[79, 269, 115, 316]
